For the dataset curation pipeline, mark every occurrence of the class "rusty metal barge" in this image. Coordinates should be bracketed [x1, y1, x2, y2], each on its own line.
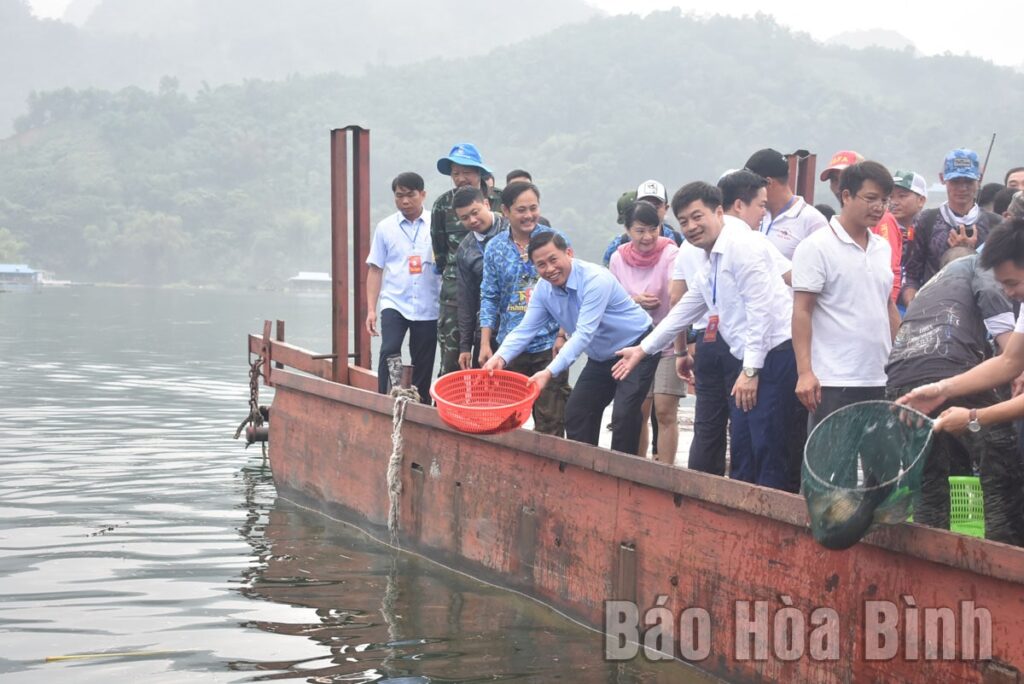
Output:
[246, 127, 1024, 684]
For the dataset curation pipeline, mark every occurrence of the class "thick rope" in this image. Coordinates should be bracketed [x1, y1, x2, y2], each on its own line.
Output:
[387, 387, 420, 545]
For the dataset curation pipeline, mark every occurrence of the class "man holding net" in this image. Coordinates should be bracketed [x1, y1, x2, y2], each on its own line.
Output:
[897, 218, 1024, 547]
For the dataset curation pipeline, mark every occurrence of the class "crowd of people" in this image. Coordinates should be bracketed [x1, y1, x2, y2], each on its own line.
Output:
[365, 141, 1024, 547]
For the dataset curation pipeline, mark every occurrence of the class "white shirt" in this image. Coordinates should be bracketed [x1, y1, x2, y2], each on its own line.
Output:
[791, 216, 892, 387]
[988, 312, 1015, 337]
[366, 211, 440, 321]
[759, 196, 828, 259]
[642, 218, 793, 368]
[1014, 308, 1024, 334]
[672, 216, 793, 330]
[672, 241, 710, 329]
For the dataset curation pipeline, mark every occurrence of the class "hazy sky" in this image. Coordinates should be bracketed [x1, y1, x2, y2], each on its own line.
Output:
[28, 0, 1023, 67]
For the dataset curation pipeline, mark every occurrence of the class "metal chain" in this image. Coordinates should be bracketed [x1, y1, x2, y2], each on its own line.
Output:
[234, 355, 265, 441]
[248, 355, 264, 428]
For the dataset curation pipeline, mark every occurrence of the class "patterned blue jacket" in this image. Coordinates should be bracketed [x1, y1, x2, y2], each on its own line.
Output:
[480, 226, 568, 353]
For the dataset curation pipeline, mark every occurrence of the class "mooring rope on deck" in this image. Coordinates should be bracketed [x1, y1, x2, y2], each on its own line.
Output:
[387, 387, 420, 546]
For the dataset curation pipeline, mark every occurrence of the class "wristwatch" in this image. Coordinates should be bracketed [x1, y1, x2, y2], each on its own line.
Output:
[967, 409, 981, 433]
[743, 367, 759, 378]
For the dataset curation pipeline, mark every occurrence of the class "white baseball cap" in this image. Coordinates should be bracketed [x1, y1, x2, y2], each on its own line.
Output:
[636, 179, 668, 203]
[893, 169, 928, 198]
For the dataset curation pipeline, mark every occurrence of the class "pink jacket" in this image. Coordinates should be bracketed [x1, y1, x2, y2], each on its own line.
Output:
[609, 242, 680, 354]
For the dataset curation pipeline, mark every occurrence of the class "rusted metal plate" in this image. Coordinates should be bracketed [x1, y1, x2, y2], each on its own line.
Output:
[270, 370, 1024, 581]
[266, 369, 1024, 684]
[347, 365, 377, 392]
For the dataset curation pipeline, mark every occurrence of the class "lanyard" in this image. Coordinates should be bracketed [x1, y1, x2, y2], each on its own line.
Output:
[764, 196, 798, 236]
[399, 219, 421, 247]
[711, 254, 720, 307]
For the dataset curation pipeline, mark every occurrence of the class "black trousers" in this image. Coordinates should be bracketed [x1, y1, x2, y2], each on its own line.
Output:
[564, 344, 659, 454]
[688, 333, 739, 476]
[803, 386, 885, 492]
[377, 308, 437, 404]
[808, 386, 886, 433]
[786, 404, 808, 494]
[507, 349, 570, 437]
[887, 383, 1024, 547]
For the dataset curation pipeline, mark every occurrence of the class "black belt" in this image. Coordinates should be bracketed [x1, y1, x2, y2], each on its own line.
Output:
[631, 325, 655, 347]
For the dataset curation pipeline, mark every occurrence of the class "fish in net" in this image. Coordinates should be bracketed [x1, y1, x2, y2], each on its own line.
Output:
[802, 400, 933, 550]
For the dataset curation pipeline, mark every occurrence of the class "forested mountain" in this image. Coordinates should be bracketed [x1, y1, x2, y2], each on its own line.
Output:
[0, 0, 597, 134]
[2, 9, 1022, 286]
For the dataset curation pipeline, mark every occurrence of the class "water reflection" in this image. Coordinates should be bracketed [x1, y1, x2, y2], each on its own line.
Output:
[236, 493, 695, 683]
[0, 288, 709, 683]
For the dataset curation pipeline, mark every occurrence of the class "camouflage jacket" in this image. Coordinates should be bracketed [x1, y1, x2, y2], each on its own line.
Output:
[431, 186, 502, 306]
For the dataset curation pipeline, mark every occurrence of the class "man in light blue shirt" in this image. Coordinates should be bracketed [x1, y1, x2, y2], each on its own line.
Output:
[483, 231, 658, 454]
[366, 172, 440, 402]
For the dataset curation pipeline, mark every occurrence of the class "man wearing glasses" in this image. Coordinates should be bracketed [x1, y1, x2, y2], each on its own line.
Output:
[791, 161, 900, 430]
[820, 150, 903, 306]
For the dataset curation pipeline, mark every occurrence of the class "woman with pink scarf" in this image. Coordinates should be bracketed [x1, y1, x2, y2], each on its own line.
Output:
[609, 200, 685, 461]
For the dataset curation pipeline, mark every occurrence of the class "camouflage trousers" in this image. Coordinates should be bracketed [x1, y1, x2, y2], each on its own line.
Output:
[886, 384, 1024, 547]
[507, 349, 571, 437]
[437, 303, 461, 376]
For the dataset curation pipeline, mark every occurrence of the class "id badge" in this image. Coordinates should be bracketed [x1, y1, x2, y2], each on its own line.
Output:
[408, 255, 423, 274]
[704, 314, 720, 343]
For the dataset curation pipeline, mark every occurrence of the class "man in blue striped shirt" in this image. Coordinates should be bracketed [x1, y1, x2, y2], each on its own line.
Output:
[366, 172, 440, 402]
[479, 182, 569, 435]
[484, 231, 658, 454]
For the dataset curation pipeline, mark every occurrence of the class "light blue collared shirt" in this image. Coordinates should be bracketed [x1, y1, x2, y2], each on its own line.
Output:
[495, 258, 652, 376]
[366, 211, 440, 321]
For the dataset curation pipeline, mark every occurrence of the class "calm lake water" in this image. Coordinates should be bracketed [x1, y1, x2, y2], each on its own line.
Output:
[0, 287, 711, 683]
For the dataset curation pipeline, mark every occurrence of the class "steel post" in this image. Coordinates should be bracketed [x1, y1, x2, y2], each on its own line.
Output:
[350, 126, 372, 371]
[330, 129, 350, 384]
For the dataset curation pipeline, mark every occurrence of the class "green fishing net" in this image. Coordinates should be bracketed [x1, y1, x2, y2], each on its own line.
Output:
[802, 400, 934, 550]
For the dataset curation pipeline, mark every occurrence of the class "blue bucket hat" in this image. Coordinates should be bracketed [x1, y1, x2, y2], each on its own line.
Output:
[943, 148, 981, 181]
[436, 143, 492, 176]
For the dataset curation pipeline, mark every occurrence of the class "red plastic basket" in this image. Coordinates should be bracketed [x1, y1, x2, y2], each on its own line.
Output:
[430, 369, 540, 434]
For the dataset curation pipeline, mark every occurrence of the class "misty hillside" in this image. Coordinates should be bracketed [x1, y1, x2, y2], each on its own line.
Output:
[0, 0, 598, 133]
[826, 29, 917, 54]
[1, 10, 1022, 287]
